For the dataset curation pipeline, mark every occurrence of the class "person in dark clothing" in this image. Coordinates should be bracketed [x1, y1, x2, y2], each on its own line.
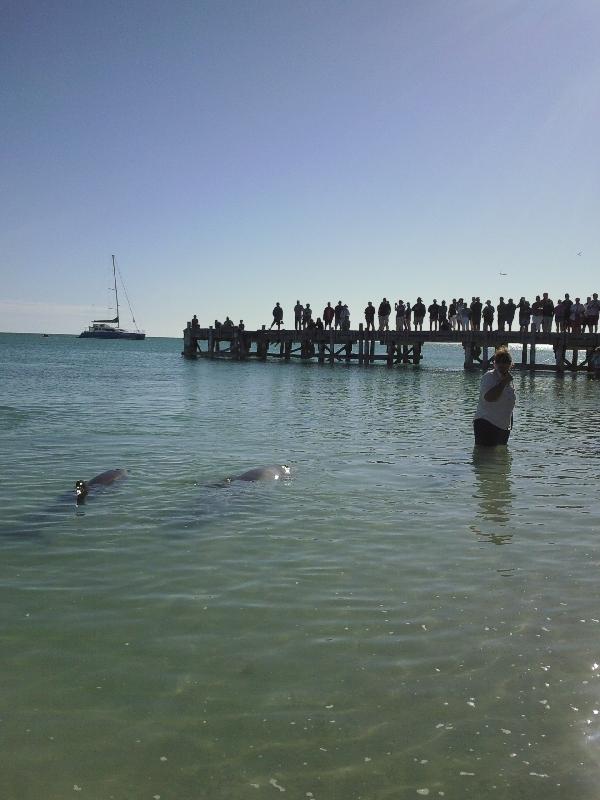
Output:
[334, 301, 343, 330]
[570, 297, 585, 332]
[394, 300, 406, 331]
[470, 297, 482, 331]
[587, 293, 600, 333]
[448, 299, 457, 329]
[518, 298, 531, 332]
[428, 299, 440, 331]
[364, 302, 376, 331]
[293, 300, 303, 331]
[482, 300, 495, 331]
[302, 303, 313, 329]
[496, 297, 506, 331]
[323, 302, 334, 329]
[378, 298, 391, 331]
[562, 294, 573, 332]
[438, 300, 449, 331]
[531, 295, 543, 333]
[413, 298, 426, 331]
[505, 298, 516, 331]
[439, 300, 448, 327]
[554, 299, 565, 332]
[270, 302, 283, 330]
[541, 293, 554, 333]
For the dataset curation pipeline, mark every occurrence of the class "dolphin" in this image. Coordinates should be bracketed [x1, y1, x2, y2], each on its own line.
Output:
[231, 464, 291, 482]
[3, 469, 128, 540]
[75, 469, 128, 504]
[211, 464, 291, 487]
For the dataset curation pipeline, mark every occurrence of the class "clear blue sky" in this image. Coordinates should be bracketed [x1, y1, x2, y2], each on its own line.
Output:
[2, 0, 599, 336]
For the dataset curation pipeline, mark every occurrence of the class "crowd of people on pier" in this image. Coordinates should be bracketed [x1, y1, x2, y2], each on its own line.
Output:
[191, 299, 600, 379]
[266, 293, 600, 334]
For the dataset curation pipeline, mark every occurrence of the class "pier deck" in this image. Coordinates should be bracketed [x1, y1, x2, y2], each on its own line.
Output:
[183, 324, 600, 372]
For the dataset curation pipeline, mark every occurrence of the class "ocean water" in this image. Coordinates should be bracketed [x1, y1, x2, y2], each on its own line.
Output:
[1, 332, 599, 800]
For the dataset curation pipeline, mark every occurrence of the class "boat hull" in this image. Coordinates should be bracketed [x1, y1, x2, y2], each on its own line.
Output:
[79, 330, 145, 340]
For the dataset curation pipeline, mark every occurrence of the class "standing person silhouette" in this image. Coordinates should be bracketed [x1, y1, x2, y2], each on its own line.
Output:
[270, 303, 283, 330]
[293, 301, 303, 331]
[323, 302, 335, 329]
[378, 298, 391, 331]
[334, 301, 343, 330]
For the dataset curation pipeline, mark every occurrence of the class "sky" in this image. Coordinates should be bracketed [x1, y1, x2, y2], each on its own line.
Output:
[2, 0, 600, 336]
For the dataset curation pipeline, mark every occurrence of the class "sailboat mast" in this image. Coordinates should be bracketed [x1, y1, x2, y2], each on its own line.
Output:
[112, 254, 120, 325]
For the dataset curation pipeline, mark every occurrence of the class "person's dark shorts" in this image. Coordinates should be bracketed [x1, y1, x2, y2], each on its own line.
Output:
[473, 418, 510, 446]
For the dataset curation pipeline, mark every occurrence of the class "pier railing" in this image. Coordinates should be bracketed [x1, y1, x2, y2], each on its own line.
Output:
[182, 323, 599, 372]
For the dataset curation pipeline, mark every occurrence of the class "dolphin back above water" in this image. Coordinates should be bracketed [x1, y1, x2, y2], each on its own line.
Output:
[218, 464, 291, 486]
[233, 464, 291, 482]
[75, 469, 128, 504]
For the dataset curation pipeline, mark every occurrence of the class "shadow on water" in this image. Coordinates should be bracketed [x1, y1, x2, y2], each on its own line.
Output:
[188, 472, 294, 530]
[1, 492, 79, 542]
[1, 480, 127, 543]
[470, 445, 513, 544]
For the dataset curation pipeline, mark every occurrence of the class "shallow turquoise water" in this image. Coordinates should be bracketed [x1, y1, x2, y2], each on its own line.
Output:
[1, 333, 599, 799]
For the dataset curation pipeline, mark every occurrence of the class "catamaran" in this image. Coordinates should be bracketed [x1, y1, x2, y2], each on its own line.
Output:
[79, 255, 145, 340]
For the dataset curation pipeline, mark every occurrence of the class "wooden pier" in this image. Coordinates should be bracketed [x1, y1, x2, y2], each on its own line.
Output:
[182, 323, 600, 372]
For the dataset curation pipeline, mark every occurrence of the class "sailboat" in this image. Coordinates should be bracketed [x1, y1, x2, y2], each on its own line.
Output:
[79, 255, 146, 340]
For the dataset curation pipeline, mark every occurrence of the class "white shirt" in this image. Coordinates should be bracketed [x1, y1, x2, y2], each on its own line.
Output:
[474, 368, 516, 430]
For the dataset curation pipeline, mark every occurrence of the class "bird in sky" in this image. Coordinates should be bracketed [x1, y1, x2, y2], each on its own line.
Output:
[499, 272, 508, 276]
[577, 251, 583, 256]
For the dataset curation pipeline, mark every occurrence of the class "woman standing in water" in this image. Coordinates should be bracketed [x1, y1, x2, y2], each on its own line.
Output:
[473, 348, 515, 446]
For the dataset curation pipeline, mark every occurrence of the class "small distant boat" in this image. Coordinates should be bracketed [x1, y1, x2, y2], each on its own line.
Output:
[79, 255, 145, 340]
